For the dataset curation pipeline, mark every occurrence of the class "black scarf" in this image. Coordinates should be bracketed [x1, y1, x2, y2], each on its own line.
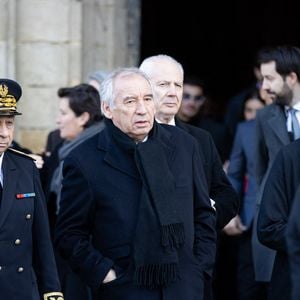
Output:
[106, 119, 185, 288]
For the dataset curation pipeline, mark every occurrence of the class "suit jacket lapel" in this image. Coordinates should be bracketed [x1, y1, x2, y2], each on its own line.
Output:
[98, 129, 139, 179]
[0, 152, 19, 229]
[154, 123, 176, 166]
[268, 105, 290, 145]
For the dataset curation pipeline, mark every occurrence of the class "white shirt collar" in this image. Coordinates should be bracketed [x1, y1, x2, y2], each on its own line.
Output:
[285, 102, 300, 112]
[155, 117, 176, 126]
[0, 152, 4, 186]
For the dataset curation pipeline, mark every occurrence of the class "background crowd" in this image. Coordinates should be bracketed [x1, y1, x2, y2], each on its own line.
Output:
[5, 45, 300, 300]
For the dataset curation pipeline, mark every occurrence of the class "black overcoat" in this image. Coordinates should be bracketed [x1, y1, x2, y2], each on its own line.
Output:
[258, 140, 300, 300]
[176, 119, 238, 229]
[55, 123, 216, 300]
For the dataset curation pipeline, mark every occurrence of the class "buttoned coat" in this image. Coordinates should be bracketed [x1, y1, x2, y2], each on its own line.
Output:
[55, 123, 216, 300]
[0, 149, 61, 300]
[253, 103, 291, 281]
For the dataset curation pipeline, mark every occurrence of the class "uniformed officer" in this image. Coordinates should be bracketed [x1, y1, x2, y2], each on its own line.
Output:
[0, 79, 63, 300]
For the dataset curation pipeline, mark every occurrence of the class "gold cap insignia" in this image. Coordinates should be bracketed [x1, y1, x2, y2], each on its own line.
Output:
[0, 84, 17, 111]
[43, 292, 64, 300]
[0, 79, 22, 115]
[0, 84, 8, 97]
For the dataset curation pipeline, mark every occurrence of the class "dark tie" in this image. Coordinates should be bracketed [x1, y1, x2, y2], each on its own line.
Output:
[289, 108, 300, 140]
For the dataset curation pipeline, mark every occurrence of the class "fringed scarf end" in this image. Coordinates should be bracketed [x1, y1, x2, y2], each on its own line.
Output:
[134, 263, 180, 288]
[161, 223, 185, 249]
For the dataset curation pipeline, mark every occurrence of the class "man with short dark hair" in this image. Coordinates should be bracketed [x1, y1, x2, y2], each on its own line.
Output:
[254, 45, 300, 299]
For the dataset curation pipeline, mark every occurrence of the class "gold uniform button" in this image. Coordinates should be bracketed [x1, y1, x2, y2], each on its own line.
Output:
[14, 239, 21, 245]
[25, 214, 31, 220]
[17, 267, 24, 273]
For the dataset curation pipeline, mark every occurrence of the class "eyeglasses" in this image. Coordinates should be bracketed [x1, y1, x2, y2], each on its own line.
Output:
[183, 93, 205, 102]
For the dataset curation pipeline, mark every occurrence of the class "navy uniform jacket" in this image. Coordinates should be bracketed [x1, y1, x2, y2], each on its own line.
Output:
[0, 149, 62, 300]
[55, 123, 216, 300]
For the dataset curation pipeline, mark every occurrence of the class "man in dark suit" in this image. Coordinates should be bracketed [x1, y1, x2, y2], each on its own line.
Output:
[286, 182, 300, 300]
[0, 79, 63, 299]
[257, 140, 300, 300]
[55, 68, 216, 300]
[254, 46, 300, 298]
[139, 55, 238, 299]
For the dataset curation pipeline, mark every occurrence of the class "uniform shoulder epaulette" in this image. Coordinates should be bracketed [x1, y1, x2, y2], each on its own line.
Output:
[7, 147, 35, 160]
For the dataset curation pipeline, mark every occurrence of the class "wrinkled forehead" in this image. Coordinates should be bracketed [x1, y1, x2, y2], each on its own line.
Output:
[114, 73, 153, 96]
[152, 62, 183, 82]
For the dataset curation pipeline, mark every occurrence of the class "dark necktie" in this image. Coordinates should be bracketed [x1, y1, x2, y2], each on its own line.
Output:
[289, 108, 300, 140]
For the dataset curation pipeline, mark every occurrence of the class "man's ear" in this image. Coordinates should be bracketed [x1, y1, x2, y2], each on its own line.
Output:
[287, 72, 298, 86]
[101, 102, 113, 119]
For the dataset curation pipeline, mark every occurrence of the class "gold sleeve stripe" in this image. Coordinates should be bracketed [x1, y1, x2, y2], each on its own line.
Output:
[43, 292, 64, 300]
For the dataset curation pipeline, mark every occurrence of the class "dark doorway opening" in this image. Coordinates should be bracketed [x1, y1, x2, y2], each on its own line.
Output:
[140, 0, 300, 113]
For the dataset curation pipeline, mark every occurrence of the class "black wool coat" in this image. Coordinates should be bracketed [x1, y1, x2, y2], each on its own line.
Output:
[258, 140, 300, 300]
[55, 123, 216, 300]
[176, 119, 239, 229]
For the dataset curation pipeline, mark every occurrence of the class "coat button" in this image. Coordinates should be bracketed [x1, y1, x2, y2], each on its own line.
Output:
[25, 214, 31, 220]
[14, 239, 21, 245]
[17, 267, 24, 273]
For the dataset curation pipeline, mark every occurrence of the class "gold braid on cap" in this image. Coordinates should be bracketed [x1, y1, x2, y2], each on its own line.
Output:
[0, 83, 17, 111]
[43, 292, 64, 300]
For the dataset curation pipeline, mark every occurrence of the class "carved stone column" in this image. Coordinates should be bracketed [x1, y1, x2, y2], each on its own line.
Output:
[0, 0, 140, 153]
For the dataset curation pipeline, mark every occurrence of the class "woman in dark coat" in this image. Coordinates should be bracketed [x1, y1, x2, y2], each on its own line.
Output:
[41, 83, 104, 300]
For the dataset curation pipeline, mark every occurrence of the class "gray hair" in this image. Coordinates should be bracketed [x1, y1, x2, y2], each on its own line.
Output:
[100, 67, 152, 109]
[139, 54, 184, 77]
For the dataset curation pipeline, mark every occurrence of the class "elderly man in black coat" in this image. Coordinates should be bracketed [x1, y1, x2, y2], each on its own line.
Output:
[55, 68, 216, 300]
[0, 79, 63, 300]
[139, 55, 238, 300]
[139, 55, 238, 231]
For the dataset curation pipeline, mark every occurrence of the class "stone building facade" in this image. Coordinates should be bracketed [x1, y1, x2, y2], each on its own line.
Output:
[0, 0, 141, 152]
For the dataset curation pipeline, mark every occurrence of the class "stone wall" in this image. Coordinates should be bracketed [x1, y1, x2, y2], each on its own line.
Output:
[0, 0, 140, 153]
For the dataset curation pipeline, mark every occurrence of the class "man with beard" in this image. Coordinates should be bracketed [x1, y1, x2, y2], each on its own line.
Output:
[253, 45, 300, 299]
